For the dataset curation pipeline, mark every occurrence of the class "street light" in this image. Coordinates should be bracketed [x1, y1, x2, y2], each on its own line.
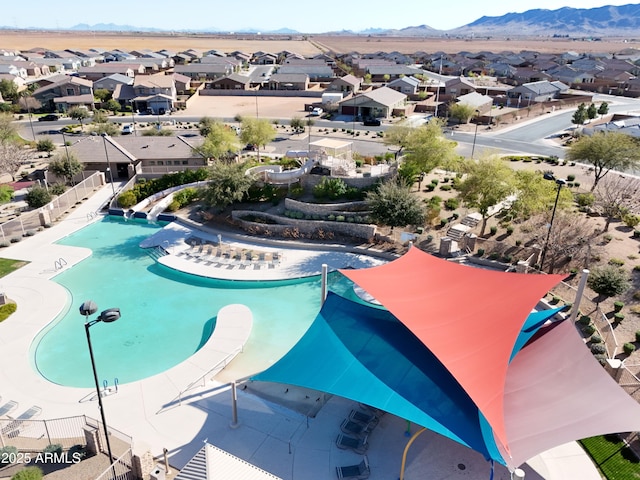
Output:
[471, 109, 480, 159]
[79, 300, 121, 478]
[539, 173, 567, 272]
[101, 133, 116, 197]
[129, 99, 137, 136]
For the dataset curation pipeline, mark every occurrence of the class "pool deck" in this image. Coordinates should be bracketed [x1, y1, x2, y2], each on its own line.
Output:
[0, 184, 601, 480]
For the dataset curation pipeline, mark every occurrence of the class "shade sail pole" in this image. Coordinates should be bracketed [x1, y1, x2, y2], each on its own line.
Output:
[569, 269, 589, 323]
[321, 264, 328, 305]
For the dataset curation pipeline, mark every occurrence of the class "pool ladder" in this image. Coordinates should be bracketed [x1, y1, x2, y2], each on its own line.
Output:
[54, 257, 67, 271]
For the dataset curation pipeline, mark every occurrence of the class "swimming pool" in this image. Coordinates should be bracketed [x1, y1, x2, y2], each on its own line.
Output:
[33, 217, 354, 388]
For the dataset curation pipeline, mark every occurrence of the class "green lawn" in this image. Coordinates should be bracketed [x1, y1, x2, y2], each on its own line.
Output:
[580, 435, 640, 480]
[0, 258, 27, 277]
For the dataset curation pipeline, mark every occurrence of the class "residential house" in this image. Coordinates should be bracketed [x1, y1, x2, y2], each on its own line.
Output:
[444, 77, 477, 98]
[174, 63, 233, 81]
[128, 73, 177, 114]
[338, 86, 407, 119]
[209, 73, 252, 90]
[511, 67, 553, 85]
[172, 53, 193, 65]
[387, 76, 421, 95]
[32, 75, 94, 112]
[507, 80, 569, 105]
[229, 51, 251, 64]
[277, 62, 334, 82]
[268, 73, 309, 91]
[199, 56, 242, 72]
[172, 73, 192, 95]
[455, 91, 493, 115]
[0, 73, 26, 90]
[365, 65, 423, 83]
[77, 64, 138, 81]
[66, 134, 206, 180]
[0, 64, 27, 79]
[93, 73, 134, 93]
[546, 65, 595, 86]
[253, 53, 278, 65]
[326, 74, 362, 94]
[485, 63, 517, 78]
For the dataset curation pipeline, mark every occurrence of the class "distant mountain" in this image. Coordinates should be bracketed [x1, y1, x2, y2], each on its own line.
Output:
[452, 4, 640, 36]
[383, 24, 441, 36]
[67, 23, 299, 35]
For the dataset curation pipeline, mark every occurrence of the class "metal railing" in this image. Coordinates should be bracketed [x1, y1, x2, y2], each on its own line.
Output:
[0, 415, 89, 450]
[94, 447, 134, 480]
[0, 172, 103, 242]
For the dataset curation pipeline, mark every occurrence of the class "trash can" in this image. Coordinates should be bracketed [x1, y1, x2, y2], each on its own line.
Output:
[149, 465, 166, 480]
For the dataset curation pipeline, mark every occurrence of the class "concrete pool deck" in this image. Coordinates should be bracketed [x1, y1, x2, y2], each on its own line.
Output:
[0, 184, 601, 480]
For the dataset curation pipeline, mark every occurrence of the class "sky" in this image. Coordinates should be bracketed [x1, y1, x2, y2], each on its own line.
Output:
[2, 0, 637, 33]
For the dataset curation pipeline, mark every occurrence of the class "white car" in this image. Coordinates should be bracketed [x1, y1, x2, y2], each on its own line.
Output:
[122, 124, 134, 135]
[310, 107, 323, 116]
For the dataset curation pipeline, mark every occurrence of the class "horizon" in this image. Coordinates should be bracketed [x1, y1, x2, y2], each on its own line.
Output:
[1, 0, 636, 33]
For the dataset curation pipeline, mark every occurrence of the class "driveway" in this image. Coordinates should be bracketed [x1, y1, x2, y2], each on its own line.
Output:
[175, 94, 314, 120]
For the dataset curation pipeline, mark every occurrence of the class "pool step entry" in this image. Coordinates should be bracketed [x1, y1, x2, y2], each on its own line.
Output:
[146, 246, 169, 262]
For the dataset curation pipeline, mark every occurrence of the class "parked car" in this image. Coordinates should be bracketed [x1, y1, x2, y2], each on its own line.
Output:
[310, 107, 323, 116]
[38, 114, 59, 122]
[122, 124, 134, 135]
[244, 144, 257, 151]
[363, 117, 381, 126]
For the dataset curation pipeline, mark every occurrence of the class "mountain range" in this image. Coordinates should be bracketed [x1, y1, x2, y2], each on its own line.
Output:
[3, 4, 640, 36]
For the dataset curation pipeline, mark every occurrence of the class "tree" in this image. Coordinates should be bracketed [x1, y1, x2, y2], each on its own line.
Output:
[587, 265, 630, 303]
[597, 101, 609, 118]
[402, 119, 458, 174]
[47, 152, 84, 185]
[565, 131, 640, 191]
[593, 175, 640, 232]
[17, 95, 41, 113]
[587, 103, 598, 120]
[0, 142, 30, 181]
[68, 106, 90, 131]
[509, 170, 573, 219]
[365, 178, 425, 230]
[383, 125, 414, 160]
[0, 184, 14, 204]
[0, 113, 17, 144]
[448, 103, 477, 124]
[193, 120, 240, 161]
[198, 116, 216, 137]
[0, 79, 19, 103]
[457, 156, 516, 236]
[525, 210, 598, 273]
[364, 73, 372, 84]
[397, 161, 422, 189]
[94, 88, 111, 103]
[289, 116, 305, 131]
[25, 185, 52, 208]
[203, 161, 255, 210]
[91, 122, 120, 136]
[105, 99, 121, 113]
[36, 138, 55, 153]
[240, 117, 275, 162]
[571, 103, 587, 126]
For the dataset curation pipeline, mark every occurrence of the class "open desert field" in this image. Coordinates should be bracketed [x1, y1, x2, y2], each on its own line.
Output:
[314, 35, 640, 55]
[2, 30, 640, 56]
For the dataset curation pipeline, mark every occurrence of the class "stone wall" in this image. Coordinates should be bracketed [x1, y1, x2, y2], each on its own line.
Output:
[301, 173, 388, 190]
[284, 198, 369, 216]
[231, 210, 376, 241]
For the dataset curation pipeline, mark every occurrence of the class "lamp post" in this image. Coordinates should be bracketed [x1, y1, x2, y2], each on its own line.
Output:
[101, 133, 116, 197]
[539, 173, 566, 272]
[470, 109, 480, 159]
[129, 99, 137, 136]
[79, 300, 121, 479]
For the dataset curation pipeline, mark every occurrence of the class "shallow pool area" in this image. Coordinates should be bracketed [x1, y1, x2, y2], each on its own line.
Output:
[33, 218, 353, 388]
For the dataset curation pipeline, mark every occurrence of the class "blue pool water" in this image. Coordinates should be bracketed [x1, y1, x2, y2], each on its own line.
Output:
[33, 218, 353, 388]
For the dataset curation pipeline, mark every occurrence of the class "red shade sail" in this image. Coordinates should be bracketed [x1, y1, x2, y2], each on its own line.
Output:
[340, 247, 565, 453]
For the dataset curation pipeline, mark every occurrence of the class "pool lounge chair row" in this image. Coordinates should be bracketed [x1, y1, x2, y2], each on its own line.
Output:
[182, 246, 284, 270]
[335, 405, 384, 479]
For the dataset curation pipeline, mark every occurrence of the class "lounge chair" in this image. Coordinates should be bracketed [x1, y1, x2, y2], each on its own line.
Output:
[0, 400, 18, 418]
[336, 455, 370, 479]
[336, 433, 369, 454]
[1, 405, 42, 436]
[340, 418, 375, 436]
[349, 409, 379, 427]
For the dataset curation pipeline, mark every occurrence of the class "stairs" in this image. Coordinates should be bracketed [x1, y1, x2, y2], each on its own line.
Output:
[146, 246, 168, 262]
[460, 213, 482, 228]
[174, 445, 207, 480]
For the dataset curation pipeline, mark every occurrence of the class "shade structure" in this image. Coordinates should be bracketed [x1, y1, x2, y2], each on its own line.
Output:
[254, 248, 640, 470]
[340, 247, 565, 453]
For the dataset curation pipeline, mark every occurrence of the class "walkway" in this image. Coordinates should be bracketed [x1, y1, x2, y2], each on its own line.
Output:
[0, 184, 601, 480]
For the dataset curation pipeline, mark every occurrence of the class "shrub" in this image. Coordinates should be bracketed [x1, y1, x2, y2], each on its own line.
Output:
[590, 343, 607, 355]
[489, 252, 500, 260]
[633, 230, 640, 239]
[430, 178, 439, 185]
[489, 225, 498, 235]
[624, 342, 636, 355]
[335, 215, 345, 222]
[575, 192, 595, 207]
[578, 315, 591, 326]
[614, 312, 625, 322]
[312, 177, 347, 200]
[43, 444, 63, 455]
[587, 265, 630, 298]
[609, 258, 624, 266]
[440, 218, 448, 227]
[591, 334, 602, 344]
[36, 138, 55, 152]
[567, 174, 576, 181]
[636, 331, 640, 343]
[443, 198, 459, 210]
[10, 466, 43, 480]
[583, 324, 596, 336]
[624, 213, 640, 228]
[439, 185, 452, 191]
[25, 186, 52, 208]
[0, 446, 18, 464]
[506, 225, 514, 235]
[614, 301, 625, 312]
[49, 183, 67, 196]
[117, 190, 137, 208]
[574, 182, 580, 188]
[477, 248, 485, 256]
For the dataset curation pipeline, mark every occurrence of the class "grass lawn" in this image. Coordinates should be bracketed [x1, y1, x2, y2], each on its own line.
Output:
[580, 435, 640, 480]
[0, 258, 27, 277]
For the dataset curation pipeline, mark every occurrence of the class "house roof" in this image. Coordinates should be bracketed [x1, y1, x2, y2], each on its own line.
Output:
[212, 73, 252, 85]
[388, 76, 420, 88]
[32, 76, 92, 95]
[53, 93, 94, 104]
[456, 91, 493, 108]
[360, 86, 406, 107]
[94, 73, 134, 86]
[333, 74, 361, 86]
[134, 74, 174, 89]
[269, 73, 308, 83]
